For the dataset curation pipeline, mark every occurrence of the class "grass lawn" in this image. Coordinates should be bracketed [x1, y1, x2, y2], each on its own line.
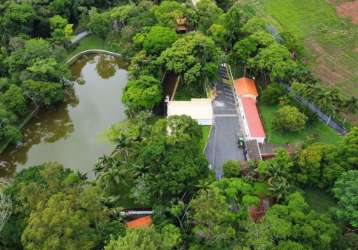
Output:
[304, 188, 337, 214]
[66, 35, 116, 60]
[174, 84, 206, 101]
[199, 125, 211, 152]
[240, 0, 358, 97]
[259, 103, 343, 145]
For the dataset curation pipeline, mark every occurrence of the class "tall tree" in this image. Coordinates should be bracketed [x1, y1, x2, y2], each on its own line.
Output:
[143, 26, 177, 55]
[189, 187, 237, 249]
[105, 225, 181, 250]
[21, 186, 111, 250]
[256, 192, 339, 249]
[49, 15, 73, 43]
[0, 85, 27, 117]
[333, 170, 358, 228]
[296, 143, 341, 188]
[23, 80, 64, 107]
[189, 178, 259, 249]
[158, 33, 221, 86]
[272, 105, 307, 133]
[151, 0, 196, 29]
[196, 0, 223, 32]
[337, 127, 358, 171]
[0, 2, 35, 38]
[122, 75, 162, 112]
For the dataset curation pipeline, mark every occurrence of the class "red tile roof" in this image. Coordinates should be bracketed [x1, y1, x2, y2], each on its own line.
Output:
[235, 78, 259, 97]
[126, 216, 152, 229]
[241, 98, 265, 138]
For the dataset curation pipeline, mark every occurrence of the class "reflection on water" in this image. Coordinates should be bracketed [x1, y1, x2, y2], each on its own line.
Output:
[0, 54, 128, 178]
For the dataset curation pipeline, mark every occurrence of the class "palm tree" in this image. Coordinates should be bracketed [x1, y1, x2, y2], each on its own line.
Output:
[267, 176, 290, 202]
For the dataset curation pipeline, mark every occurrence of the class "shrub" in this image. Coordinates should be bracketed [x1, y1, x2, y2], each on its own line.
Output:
[289, 99, 317, 124]
[261, 83, 286, 105]
[223, 160, 241, 178]
[272, 105, 307, 133]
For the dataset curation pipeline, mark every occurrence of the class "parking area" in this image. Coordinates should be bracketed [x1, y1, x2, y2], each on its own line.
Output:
[205, 82, 245, 179]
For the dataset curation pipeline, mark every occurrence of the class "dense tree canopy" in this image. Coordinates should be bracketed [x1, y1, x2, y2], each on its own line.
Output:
[0, 85, 27, 117]
[21, 187, 105, 250]
[143, 26, 177, 55]
[196, 0, 223, 32]
[1, 163, 120, 250]
[333, 170, 358, 228]
[158, 33, 222, 86]
[105, 225, 181, 250]
[122, 75, 162, 112]
[0, 1, 356, 249]
[49, 15, 73, 43]
[151, 0, 196, 29]
[24, 80, 65, 107]
[96, 115, 209, 206]
[249, 192, 339, 249]
[189, 178, 260, 249]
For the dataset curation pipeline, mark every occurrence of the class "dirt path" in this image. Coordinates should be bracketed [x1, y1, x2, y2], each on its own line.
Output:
[335, 0, 358, 24]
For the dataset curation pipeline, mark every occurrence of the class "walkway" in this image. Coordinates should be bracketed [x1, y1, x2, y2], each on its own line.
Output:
[70, 30, 90, 44]
[205, 81, 245, 179]
[66, 49, 121, 65]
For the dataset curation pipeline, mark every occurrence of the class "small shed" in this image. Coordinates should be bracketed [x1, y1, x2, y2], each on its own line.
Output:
[167, 98, 213, 125]
[176, 17, 188, 33]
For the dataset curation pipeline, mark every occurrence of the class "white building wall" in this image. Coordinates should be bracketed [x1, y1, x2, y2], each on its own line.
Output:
[236, 96, 265, 144]
[237, 97, 251, 139]
[197, 119, 213, 126]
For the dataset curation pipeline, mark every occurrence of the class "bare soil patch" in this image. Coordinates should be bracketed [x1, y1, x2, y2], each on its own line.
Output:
[305, 38, 352, 86]
[335, 0, 358, 25]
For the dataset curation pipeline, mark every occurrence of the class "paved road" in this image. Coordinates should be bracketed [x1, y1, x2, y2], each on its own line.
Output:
[205, 82, 245, 179]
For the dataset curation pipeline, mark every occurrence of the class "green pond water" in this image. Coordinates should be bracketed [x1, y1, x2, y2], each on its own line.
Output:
[0, 54, 128, 178]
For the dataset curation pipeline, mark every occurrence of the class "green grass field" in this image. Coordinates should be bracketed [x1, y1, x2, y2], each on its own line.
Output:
[259, 103, 343, 145]
[242, 0, 358, 97]
[174, 84, 207, 101]
[66, 35, 115, 60]
[199, 125, 211, 152]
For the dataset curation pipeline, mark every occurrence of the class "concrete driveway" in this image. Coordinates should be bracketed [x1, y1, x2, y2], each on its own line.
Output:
[205, 83, 245, 179]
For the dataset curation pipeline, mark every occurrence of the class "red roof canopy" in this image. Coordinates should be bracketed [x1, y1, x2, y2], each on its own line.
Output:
[126, 216, 152, 229]
[241, 98, 265, 138]
[235, 77, 259, 97]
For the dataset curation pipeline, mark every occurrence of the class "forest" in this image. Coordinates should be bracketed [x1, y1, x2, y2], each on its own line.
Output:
[0, 0, 357, 249]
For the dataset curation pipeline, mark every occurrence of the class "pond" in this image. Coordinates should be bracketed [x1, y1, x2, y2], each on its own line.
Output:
[0, 54, 128, 179]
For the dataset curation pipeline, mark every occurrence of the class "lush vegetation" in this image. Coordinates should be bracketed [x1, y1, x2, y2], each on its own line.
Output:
[0, 1, 357, 249]
[259, 103, 342, 145]
[254, 0, 358, 96]
[240, 0, 358, 125]
[66, 35, 114, 59]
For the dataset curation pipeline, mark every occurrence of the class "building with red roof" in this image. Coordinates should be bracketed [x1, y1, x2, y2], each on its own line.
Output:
[234, 77, 266, 144]
[126, 216, 152, 229]
[239, 98, 266, 143]
[234, 77, 259, 99]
